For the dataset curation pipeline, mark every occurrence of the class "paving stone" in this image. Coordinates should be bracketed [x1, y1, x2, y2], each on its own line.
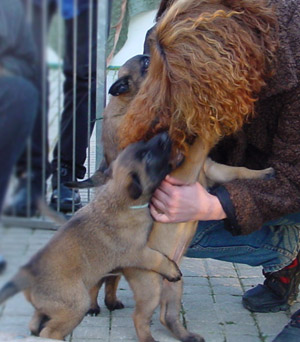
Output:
[187, 320, 224, 337]
[183, 294, 215, 306]
[184, 305, 219, 323]
[111, 316, 134, 328]
[0, 325, 31, 337]
[205, 259, 237, 278]
[225, 334, 260, 342]
[80, 315, 110, 327]
[2, 294, 34, 316]
[214, 311, 254, 325]
[0, 315, 31, 327]
[213, 293, 243, 305]
[183, 276, 210, 287]
[223, 321, 258, 335]
[72, 325, 109, 339]
[110, 308, 135, 318]
[109, 326, 137, 340]
[200, 332, 225, 342]
[0, 332, 62, 342]
[255, 312, 289, 336]
[72, 340, 107, 342]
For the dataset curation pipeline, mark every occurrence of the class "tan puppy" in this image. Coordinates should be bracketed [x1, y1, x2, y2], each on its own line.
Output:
[67, 54, 150, 189]
[0, 132, 182, 340]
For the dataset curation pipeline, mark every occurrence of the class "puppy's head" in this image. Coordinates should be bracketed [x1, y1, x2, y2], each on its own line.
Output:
[111, 132, 172, 203]
[109, 54, 150, 97]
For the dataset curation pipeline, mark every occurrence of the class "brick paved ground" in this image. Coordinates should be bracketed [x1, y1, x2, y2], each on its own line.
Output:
[0, 224, 298, 342]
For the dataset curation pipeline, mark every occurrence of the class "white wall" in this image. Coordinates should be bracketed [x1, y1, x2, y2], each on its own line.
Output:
[110, 10, 157, 67]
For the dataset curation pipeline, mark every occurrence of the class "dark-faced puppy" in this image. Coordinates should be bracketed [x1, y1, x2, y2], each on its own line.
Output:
[66, 54, 150, 189]
[0, 132, 181, 340]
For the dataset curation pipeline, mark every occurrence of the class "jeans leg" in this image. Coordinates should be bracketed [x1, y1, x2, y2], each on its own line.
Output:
[0, 76, 38, 210]
[186, 214, 300, 273]
[17, 1, 57, 181]
[51, 4, 97, 180]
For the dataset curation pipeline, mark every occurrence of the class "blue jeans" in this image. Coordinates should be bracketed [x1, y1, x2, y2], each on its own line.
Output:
[186, 213, 300, 272]
[0, 76, 38, 211]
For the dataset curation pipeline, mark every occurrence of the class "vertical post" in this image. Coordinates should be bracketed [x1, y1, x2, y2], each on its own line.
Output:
[87, 0, 93, 202]
[41, 0, 48, 206]
[71, 0, 78, 213]
[95, 0, 109, 168]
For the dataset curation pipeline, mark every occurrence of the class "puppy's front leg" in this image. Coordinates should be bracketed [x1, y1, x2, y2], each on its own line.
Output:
[204, 157, 274, 185]
[128, 247, 182, 282]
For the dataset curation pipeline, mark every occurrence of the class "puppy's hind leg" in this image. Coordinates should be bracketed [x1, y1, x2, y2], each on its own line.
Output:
[160, 280, 205, 342]
[39, 292, 90, 340]
[29, 310, 49, 336]
[124, 269, 162, 342]
[104, 275, 124, 311]
[87, 280, 104, 316]
[39, 306, 88, 340]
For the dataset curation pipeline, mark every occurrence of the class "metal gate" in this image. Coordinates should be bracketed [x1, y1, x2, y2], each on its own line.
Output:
[2, 0, 112, 229]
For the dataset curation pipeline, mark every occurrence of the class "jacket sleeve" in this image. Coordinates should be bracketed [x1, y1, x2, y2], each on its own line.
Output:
[213, 85, 300, 235]
[0, 0, 37, 81]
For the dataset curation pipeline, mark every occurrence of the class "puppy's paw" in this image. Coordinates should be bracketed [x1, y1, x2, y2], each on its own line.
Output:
[184, 333, 206, 342]
[86, 305, 101, 316]
[164, 260, 182, 282]
[260, 167, 275, 179]
[105, 299, 125, 311]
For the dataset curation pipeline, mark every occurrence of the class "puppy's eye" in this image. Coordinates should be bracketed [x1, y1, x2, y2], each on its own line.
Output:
[136, 150, 147, 160]
[141, 56, 150, 75]
[144, 58, 150, 69]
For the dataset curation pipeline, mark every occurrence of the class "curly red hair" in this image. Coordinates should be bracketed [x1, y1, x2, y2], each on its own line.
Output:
[119, 0, 278, 154]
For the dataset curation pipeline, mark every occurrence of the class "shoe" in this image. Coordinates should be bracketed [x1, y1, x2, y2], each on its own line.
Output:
[50, 166, 82, 213]
[272, 309, 300, 341]
[3, 174, 43, 217]
[50, 184, 82, 213]
[0, 255, 6, 274]
[242, 254, 300, 313]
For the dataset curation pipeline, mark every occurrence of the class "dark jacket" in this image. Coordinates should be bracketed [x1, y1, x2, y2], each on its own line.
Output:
[0, 0, 37, 81]
[211, 0, 300, 235]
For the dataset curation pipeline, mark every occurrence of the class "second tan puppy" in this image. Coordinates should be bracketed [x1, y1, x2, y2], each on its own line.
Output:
[0, 132, 182, 340]
[67, 54, 150, 189]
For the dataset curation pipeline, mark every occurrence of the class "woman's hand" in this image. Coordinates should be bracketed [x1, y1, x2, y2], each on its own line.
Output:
[150, 175, 226, 223]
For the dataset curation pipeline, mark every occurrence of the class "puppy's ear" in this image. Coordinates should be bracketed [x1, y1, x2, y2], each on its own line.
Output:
[109, 76, 130, 96]
[127, 172, 142, 200]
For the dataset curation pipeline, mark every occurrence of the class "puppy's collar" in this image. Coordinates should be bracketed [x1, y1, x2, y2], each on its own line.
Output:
[129, 203, 149, 210]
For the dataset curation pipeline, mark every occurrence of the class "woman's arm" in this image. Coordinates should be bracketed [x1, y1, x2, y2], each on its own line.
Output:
[150, 175, 226, 223]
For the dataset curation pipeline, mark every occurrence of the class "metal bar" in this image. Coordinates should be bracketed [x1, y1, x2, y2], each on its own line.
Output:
[87, 0, 93, 202]
[25, 0, 33, 219]
[72, 0, 78, 213]
[41, 0, 48, 206]
[56, 0, 63, 213]
[95, 0, 109, 168]
[26, 137, 32, 217]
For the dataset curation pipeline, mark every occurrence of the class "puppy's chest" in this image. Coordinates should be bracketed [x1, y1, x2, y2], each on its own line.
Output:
[108, 214, 153, 247]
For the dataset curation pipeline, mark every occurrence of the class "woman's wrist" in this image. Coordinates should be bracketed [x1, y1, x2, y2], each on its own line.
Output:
[201, 192, 227, 221]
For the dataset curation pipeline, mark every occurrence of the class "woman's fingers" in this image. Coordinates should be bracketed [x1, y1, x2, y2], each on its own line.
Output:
[149, 204, 170, 223]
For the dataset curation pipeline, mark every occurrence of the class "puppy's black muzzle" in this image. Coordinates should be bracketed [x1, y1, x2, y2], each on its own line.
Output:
[143, 132, 172, 186]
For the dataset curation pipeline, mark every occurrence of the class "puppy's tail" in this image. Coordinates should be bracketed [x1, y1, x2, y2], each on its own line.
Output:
[65, 169, 110, 189]
[64, 178, 96, 189]
[0, 269, 30, 305]
[37, 198, 67, 226]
